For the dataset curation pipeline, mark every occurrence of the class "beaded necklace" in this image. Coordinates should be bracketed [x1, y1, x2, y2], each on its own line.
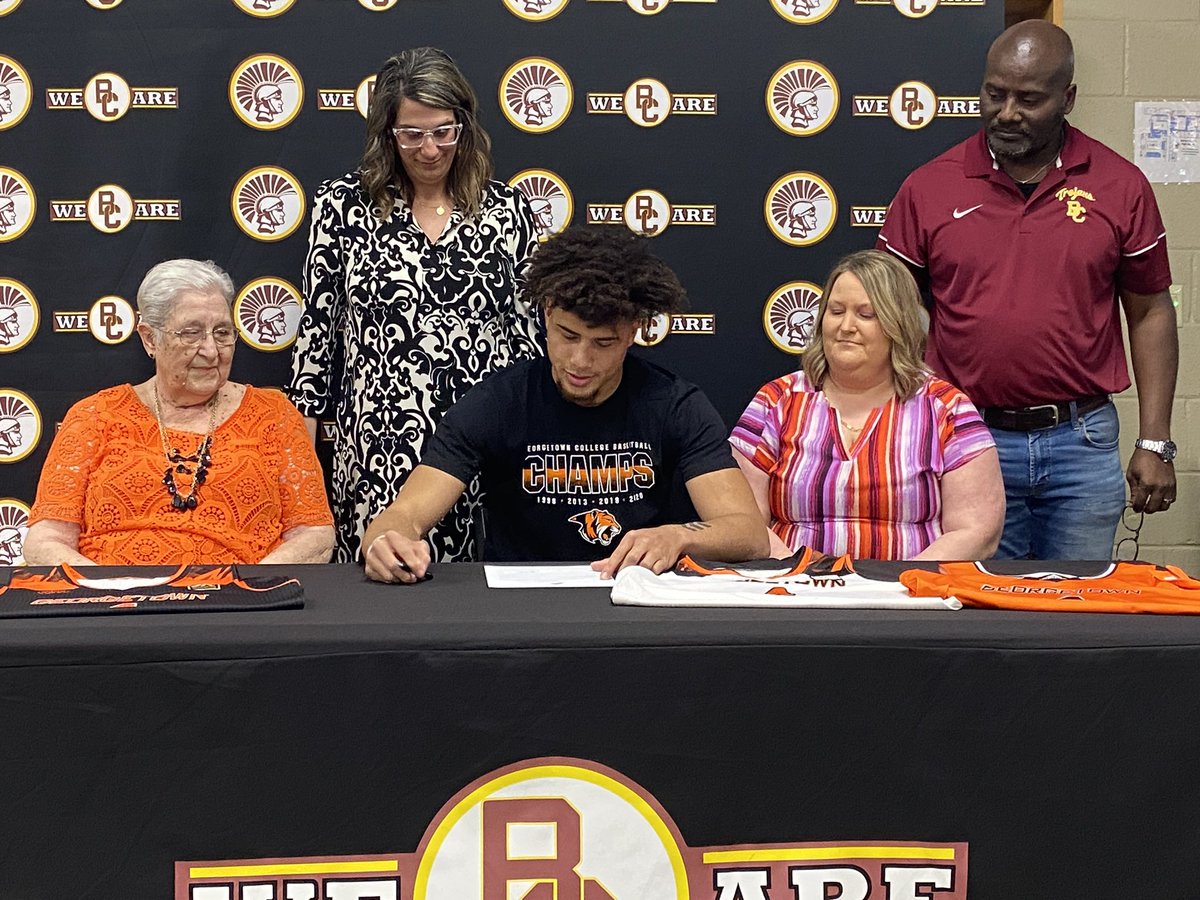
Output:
[153, 383, 217, 511]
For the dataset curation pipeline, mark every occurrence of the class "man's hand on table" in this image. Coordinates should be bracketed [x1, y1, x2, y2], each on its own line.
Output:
[365, 532, 431, 584]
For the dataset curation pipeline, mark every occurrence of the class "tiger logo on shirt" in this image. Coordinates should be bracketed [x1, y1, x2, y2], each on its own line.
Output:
[568, 509, 622, 546]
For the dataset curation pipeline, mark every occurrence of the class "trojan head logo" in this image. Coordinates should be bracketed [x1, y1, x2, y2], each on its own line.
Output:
[623, 189, 671, 237]
[230, 55, 303, 130]
[0, 56, 31, 130]
[509, 169, 573, 240]
[500, 58, 572, 134]
[889, 80, 936, 129]
[0, 0, 23, 16]
[89, 295, 135, 344]
[0, 168, 34, 242]
[86, 183, 133, 233]
[0, 390, 40, 463]
[765, 281, 822, 353]
[635, 312, 671, 347]
[412, 760, 687, 898]
[770, 0, 839, 23]
[765, 172, 837, 246]
[767, 61, 838, 136]
[568, 509, 623, 547]
[83, 72, 131, 121]
[504, 0, 569, 20]
[355, 75, 376, 118]
[232, 167, 305, 242]
[234, 277, 302, 351]
[0, 499, 29, 565]
[0, 279, 39, 353]
[231, 0, 296, 17]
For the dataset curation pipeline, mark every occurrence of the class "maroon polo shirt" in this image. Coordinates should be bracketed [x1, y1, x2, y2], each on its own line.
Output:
[877, 124, 1171, 409]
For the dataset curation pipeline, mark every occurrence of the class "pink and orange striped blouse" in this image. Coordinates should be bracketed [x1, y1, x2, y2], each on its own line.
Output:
[730, 372, 994, 559]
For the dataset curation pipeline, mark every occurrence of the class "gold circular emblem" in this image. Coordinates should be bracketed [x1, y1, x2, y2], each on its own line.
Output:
[0, 278, 39, 353]
[764, 281, 823, 353]
[509, 169, 574, 241]
[87, 183, 133, 233]
[765, 60, 840, 137]
[0, 55, 32, 130]
[231, 167, 306, 242]
[229, 54, 304, 131]
[499, 57, 573, 134]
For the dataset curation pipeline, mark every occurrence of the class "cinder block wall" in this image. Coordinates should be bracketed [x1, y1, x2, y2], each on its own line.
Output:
[1063, 0, 1199, 567]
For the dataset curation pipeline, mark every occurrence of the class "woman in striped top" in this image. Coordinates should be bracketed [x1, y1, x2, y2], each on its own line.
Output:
[731, 250, 1004, 560]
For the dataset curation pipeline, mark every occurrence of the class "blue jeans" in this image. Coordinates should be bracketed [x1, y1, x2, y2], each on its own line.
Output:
[992, 401, 1126, 560]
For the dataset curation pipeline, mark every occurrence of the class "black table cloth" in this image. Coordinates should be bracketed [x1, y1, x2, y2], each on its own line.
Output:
[1, 563, 1196, 898]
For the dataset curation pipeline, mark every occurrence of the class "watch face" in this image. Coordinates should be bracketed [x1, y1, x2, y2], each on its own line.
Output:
[1140, 439, 1178, 461]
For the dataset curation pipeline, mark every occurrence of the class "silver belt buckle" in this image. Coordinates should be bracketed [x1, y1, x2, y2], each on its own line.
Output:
[1028, 403, 1060, 429]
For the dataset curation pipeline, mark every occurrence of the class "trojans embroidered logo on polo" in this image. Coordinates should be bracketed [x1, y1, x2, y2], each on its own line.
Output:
[1056, 186, 1094, 224]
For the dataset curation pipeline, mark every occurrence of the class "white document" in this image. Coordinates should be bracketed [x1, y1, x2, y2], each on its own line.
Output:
[484, 564, 609, 588]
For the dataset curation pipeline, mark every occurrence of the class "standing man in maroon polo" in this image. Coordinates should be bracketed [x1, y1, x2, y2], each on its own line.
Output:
[877, 20, 1177, 560]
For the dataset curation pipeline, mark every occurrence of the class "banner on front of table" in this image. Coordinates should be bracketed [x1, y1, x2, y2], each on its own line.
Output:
[176, 757, 967, 899]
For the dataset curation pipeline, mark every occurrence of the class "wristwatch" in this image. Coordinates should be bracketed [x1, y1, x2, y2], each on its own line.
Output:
[1135, 438, 1177, 463]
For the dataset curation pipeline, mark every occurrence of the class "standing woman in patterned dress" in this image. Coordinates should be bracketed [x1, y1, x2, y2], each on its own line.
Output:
[289, 47, 542, 563]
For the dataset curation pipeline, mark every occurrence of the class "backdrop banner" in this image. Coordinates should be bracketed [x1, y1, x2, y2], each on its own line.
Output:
[0, 0, 1002, 561]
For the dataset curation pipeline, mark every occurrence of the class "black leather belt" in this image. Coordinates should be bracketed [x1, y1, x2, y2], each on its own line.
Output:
[982, 394, 1109, 432]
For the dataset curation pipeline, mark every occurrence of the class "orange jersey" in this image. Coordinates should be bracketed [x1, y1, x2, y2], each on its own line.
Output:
[0, 564, 303, 616]
[900, 561, 1200, 614]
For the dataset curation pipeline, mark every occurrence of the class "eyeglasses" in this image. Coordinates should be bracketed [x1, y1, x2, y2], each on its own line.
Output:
[169, 326, 237, 347]
[1115, 504, 1142, 561]
[391, 123, 462, 149]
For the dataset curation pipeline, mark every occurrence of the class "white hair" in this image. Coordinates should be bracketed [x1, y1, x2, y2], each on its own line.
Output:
[137, 259, 234, 329]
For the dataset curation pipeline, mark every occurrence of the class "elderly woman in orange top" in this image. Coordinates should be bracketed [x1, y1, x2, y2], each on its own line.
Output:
[731, 250, 1004, 561]
[24, 259, 334, 565]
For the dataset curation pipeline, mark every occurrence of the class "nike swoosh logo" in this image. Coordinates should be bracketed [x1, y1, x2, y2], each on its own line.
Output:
[953, 204, 982, 219]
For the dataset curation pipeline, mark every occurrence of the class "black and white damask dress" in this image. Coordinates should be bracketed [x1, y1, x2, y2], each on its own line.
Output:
[288, 173, 541, 562]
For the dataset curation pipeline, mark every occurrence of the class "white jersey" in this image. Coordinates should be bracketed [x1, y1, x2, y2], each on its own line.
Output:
[611, 551, 960, 610]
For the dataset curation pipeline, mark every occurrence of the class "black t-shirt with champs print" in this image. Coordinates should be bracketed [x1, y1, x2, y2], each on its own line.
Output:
[420, 355, 736, 562]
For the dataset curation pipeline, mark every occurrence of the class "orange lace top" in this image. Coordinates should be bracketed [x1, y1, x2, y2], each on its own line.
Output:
[30, 385, 333, 564]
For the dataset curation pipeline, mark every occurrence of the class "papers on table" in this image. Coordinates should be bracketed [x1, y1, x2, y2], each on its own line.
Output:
[484, 564, 610, 589]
